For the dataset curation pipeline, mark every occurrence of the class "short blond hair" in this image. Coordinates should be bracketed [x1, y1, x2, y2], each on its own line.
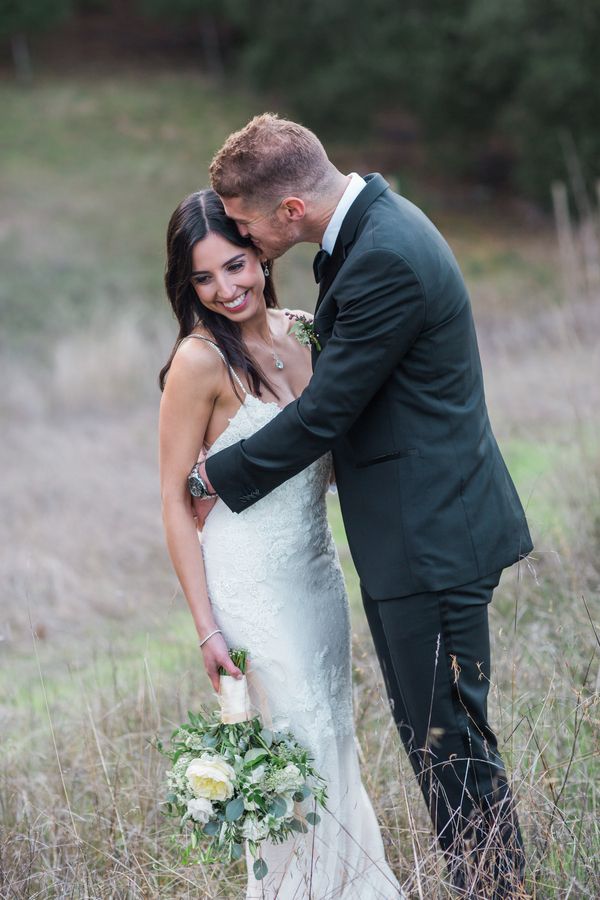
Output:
[209, 113, 332, 206]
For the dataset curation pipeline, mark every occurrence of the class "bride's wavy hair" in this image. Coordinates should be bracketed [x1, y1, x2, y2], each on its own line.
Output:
[159, 188, 279, 396]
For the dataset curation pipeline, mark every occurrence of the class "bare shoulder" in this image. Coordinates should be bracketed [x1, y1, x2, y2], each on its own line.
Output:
[166, 334, 224, 396]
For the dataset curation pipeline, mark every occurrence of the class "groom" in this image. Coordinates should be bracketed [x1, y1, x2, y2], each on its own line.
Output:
[197, 114, 532, 895]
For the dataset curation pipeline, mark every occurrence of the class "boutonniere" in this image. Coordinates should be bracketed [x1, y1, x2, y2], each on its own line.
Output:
[285, 312, 322, 352]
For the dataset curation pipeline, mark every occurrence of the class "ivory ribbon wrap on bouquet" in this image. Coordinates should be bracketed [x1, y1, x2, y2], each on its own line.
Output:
[219, 673, 252, 724]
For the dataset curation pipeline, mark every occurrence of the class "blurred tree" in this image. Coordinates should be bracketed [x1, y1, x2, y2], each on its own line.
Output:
[3, 0, 596, 201]
[228, 0, 600, 202]
[0, 0, 72, 82]
[137, 0, 234, 78]
[228, 0, 408, 133]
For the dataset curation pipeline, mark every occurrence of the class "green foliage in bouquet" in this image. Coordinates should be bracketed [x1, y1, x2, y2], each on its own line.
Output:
[154, 651, 327, 880]
[218, 647, 248, 676]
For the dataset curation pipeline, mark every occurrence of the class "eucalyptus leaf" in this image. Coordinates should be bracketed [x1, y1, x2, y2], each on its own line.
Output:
[244, 748, 268, 767]
[231, 843, 243, 861]
[305, 812, 321, 826]
[269, 796, 288, 818]
[225, 796, 245, 821]
[293, 784, 312, 801]
[259, 728, 273, 747]
[203, 820, 220, 835]
[253, 857, 269, 880]
[289, 818, 309, 834]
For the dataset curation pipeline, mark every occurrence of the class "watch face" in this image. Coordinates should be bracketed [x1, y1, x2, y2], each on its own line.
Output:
[188, 473, 205, 497]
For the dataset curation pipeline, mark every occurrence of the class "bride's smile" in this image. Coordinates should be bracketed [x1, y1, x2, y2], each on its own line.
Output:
[190, 231, 265, 323]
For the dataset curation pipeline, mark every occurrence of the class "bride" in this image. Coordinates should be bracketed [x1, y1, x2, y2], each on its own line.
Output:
[159, 188, 402, 899]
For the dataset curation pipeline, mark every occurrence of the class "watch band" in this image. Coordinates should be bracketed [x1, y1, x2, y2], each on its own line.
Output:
[188, 463, 217, 500]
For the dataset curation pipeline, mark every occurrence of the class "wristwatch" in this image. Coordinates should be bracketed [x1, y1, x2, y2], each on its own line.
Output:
[188, 462, 217, 500]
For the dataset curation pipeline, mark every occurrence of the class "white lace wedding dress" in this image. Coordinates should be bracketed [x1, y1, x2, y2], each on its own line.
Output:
[195, 337, 402, 899]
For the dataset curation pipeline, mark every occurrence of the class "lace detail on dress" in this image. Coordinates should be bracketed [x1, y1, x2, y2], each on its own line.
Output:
[200, 389, 402, 899]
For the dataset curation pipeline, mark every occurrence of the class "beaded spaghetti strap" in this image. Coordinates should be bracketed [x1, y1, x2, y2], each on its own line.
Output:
[182, 334, 248, 395]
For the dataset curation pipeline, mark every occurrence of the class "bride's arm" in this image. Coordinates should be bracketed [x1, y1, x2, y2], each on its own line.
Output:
[159, 342, 242, 692]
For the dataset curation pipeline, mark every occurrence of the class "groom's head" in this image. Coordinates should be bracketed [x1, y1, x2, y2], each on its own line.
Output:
[209, 113, 342, 259]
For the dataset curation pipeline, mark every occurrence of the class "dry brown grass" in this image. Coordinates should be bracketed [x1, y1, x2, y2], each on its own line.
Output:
[1, 74, 598, 898]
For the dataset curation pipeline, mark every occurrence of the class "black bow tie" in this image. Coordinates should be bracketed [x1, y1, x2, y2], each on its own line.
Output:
[313, 248, 330, 284]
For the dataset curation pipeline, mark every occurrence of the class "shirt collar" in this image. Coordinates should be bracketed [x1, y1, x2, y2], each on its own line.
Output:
[321, 172, 367, 255]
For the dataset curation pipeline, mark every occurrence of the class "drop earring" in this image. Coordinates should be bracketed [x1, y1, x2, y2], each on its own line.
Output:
[263, 263, 270, 278]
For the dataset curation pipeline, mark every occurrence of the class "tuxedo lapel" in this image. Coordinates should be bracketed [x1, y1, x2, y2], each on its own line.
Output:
[315, 173, 389, 311]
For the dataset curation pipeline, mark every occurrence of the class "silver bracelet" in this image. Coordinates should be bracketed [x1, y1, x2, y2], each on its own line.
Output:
[199, 628, 222, 648]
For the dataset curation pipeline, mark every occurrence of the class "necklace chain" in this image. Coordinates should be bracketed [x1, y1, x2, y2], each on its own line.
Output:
[265, 322, 284, 370]
[251, 324, 284, 370]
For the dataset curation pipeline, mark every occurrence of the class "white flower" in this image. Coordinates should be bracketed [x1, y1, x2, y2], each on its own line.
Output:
[266, 763, 304, 794]
[186, 753, 236, 802]
[248, 764, 266, 784]
[187, 797, 213, 824]
[282, 765, 303, 789]
[241, 815, 270, 842]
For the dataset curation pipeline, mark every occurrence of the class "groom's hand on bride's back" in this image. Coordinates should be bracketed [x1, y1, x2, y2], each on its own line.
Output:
[201, 632, 243, 693]
[192, 493, 217, 529]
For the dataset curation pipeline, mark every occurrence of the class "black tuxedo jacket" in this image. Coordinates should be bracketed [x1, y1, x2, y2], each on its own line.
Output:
[206, 174, 533, 599]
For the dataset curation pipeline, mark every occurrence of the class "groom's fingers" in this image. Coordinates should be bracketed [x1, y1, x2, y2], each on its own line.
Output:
[192, 495, 217, 529]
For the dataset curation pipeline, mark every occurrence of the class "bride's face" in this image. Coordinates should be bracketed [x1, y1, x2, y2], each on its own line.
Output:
[190, 231, 265, 322]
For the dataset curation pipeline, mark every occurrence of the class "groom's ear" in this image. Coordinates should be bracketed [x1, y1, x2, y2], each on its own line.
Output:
[280, 197, 305, 221]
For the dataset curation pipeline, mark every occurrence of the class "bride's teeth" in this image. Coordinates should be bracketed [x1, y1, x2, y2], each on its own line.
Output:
[224, 292, 247, 310]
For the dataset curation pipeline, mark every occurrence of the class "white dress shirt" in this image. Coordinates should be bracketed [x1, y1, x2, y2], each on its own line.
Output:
[321, 172, 367, 255]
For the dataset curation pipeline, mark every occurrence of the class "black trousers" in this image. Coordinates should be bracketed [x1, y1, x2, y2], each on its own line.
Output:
[362, 571, 525, 897]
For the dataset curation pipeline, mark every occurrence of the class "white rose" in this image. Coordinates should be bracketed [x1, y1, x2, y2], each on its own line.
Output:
[187, 797, 213, 824]
[186, 753, 236, 802]
[282, 764, 303, 791]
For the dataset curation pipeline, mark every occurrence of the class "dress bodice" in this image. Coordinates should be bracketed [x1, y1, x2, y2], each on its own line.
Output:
[187, 338, 402, 899]
[206, 393, 333, 553]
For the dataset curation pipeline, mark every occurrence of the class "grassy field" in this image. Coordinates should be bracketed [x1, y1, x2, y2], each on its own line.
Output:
[0, 71, 598, 898]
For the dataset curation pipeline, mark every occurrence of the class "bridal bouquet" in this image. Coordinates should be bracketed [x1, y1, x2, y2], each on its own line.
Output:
[156, 649, 327, 880]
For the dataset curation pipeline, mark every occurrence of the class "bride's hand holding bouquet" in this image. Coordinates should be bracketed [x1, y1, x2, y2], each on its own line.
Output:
[199, 628, 243, 693]
[155, 649, 327, 881]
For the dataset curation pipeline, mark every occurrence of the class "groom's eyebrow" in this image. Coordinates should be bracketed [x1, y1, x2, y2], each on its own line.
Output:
[191, 253, 246, 275]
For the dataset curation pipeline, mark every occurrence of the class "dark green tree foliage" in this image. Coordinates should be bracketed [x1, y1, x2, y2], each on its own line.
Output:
[137, 0, 234, 77]
[0, 0, 72, 81]
[229, 0, 408, 133]
[3, 0, 598, 199]
[229, 0, 600, 200]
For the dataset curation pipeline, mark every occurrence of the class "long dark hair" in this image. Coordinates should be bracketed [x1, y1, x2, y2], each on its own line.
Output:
[159, 188, 279, 395]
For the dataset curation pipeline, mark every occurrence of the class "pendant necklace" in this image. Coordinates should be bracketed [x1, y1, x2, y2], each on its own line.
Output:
[265, 324, 284, 370]
[270, 340, 285, 370]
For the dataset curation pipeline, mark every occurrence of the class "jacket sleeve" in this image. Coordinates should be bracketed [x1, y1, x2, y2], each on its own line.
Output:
[206, 248, 426, 512]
